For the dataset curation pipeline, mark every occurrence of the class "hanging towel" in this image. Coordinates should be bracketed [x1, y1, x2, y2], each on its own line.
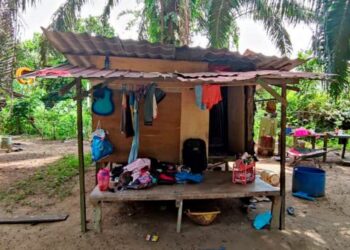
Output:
[202, 84, 222, 110]
[195, 85, 206, 110]
[128, 100, 140, 163]
[121, 91, 135, 137]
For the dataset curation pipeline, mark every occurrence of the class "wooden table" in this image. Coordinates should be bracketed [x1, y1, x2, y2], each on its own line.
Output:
[290, 133, 350, 162]
[90, 172, 280, 233]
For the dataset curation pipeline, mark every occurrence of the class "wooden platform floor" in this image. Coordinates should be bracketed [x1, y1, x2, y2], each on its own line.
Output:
[90, 172, 280, 203]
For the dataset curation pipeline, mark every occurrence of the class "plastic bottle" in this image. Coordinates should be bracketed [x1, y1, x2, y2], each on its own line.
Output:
[97, 168, 110, 191]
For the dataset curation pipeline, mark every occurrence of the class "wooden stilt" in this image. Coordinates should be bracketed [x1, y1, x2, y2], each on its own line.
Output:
[279, 84, 287, 230]
[176, 200, 183, 233]
[76, 78, 87, 233]
[269, 195, 281, 229]
[93, 202, 102, 233]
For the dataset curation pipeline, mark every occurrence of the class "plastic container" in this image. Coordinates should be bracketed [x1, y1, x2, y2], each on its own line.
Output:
[232, 160, 256, 184]
[97, 168, 110, 191]
[292, 166, 325, 197]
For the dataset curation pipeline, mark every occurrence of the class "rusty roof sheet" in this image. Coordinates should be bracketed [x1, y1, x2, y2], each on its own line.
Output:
[42, 29, 304, 71]
[21, 64, 325, 84]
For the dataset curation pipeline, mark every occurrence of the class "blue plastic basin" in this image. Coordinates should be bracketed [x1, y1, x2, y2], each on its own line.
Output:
[292, 166, 326, 197]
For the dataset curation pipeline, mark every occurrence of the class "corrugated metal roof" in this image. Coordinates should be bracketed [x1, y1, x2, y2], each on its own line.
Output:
[42, 29, 304, 71]
[21, 64, 325, 84]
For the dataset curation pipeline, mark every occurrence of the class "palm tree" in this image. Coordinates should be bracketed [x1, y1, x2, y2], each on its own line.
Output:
[310, 0, 350, 98]
[204, 0, 314, 53]
[0, 0, 37, 91]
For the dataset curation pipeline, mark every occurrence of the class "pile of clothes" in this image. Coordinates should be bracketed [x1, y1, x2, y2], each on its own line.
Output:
[110, 158, 204, 191]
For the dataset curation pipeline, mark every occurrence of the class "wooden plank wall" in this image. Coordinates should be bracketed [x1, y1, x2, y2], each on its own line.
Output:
[92, 87, 181, 163]
[227, 87, 245, 154]
[180, 89, 209, 160]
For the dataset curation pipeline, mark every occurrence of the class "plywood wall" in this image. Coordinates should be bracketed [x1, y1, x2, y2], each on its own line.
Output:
[180, 89, 209, 160]
[92, 88, 181, 163]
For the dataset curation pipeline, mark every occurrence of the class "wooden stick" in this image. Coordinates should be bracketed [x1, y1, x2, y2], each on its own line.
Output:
[0, 214, 68, 224]
[76, 78, 87, 233]
[279, 83, 287, 230]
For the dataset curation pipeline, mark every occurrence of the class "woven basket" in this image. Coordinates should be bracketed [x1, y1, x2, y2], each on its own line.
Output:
[185, 209, 221, 226]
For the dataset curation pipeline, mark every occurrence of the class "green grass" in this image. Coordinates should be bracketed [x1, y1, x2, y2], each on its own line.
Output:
[0, 153, 91, 207]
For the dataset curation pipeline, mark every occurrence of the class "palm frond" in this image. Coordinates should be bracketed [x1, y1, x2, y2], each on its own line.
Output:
[49, 0, 88, 31]
[101, 0, 119, 25]
[208, 0, 234, 49]
[313, 0, 350, 98]
[244, 0, 292, 55]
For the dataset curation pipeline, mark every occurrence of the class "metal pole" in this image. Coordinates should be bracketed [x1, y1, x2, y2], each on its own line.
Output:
[280, 84, 287, 230]
[76, 78, 87, 233]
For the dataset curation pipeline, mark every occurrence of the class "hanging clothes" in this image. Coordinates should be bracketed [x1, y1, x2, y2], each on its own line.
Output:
[259, 116, 277, 137]
[195, 85, 206, 110]
[202, 84, 222, 110]
[144, 83, 156, 125]
[155, 88, 166, 104]
[121, 90, 134, 137]
[128, 99, 140, 163]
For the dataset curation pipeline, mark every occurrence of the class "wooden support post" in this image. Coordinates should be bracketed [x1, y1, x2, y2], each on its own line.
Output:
[311, 137, 316, 149]
[279, 84, 287, 230]
[269, 195, 281, 229]
[76, 78, 87, 233]
[323, 134, 328, 162]
[341, 139, 348, 159]
[176, 200, 183, 233]
[93, 202, 102, 233]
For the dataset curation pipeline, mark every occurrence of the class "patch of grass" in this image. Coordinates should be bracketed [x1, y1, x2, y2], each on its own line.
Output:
[0, 153, 92, 207]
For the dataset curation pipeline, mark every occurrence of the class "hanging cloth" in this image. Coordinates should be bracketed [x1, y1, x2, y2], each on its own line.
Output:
[259, 116, 277, 137]
[202, 84, 222, 110]
[194, 85, 206, 110]
[128, 99, 140, 163]
[121, 89, 134, 137]
[144, 83, 156, 125]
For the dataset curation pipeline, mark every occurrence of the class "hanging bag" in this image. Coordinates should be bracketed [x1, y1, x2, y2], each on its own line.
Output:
[91, 121, 114, 161]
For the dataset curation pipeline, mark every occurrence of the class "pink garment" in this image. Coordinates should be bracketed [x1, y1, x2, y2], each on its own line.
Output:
[293, 127, 311, 137]
[123, 158, 151, 182]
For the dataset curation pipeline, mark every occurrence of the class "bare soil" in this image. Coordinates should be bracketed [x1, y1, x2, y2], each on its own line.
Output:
[0, 138, 350, 250]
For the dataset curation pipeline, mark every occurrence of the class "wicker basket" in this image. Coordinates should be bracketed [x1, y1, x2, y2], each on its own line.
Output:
[185, 209, 221, 226]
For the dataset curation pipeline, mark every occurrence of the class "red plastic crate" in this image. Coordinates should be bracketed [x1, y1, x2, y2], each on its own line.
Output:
[232, 159, 256, 184]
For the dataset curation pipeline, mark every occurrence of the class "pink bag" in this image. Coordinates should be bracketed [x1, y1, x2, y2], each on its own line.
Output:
[97, 168, 110, 191]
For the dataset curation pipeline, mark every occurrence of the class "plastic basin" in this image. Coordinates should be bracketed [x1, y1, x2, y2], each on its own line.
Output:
[292, 166, 326, 197]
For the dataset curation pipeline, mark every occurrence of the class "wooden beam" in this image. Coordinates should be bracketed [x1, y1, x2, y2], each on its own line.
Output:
[279, 83, 287, 230]
[274, 84, 300, 92]
[76, 78, 87, 233]
[259, 82, 287, 106]
[59, 80, 76, 96]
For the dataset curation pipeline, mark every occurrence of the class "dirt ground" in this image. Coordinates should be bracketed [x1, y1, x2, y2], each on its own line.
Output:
[0, 138, 350, 250]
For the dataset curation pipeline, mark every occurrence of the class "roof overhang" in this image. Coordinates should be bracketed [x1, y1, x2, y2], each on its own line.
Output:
[20, 64, 327, 87]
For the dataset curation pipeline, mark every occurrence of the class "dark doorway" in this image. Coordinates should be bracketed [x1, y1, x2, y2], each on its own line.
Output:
[209, 87, 228, 156]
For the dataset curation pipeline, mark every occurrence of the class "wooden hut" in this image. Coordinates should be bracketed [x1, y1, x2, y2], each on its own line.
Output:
[21, 29, 325, 233]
